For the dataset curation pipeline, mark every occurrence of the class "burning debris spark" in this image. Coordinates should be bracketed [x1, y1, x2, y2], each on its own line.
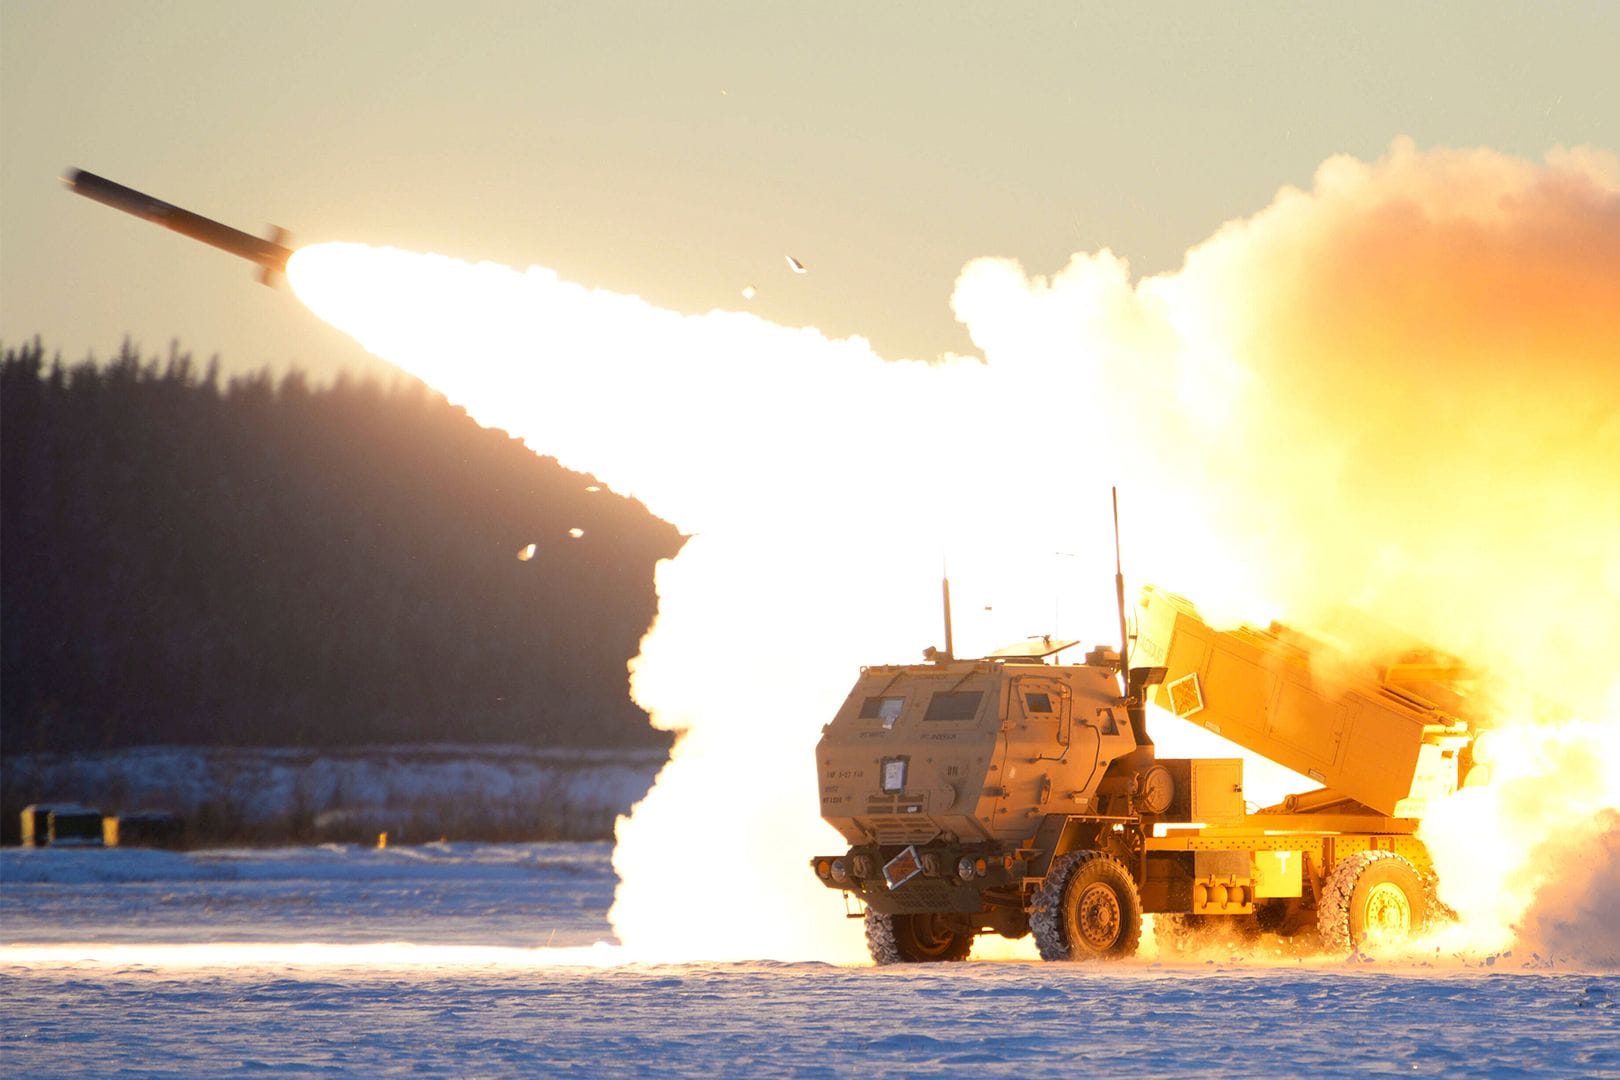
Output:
[287, 139, 1620, 965]
[785, 255, 806, 274]
[584, 485, 601, 493]
[741, 285, 757, 300]
[567, 528, 585, 539]
[517, 543, 537, 561]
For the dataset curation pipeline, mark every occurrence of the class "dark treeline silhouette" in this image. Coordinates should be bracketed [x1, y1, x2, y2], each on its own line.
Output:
[1, 339, 683, 753]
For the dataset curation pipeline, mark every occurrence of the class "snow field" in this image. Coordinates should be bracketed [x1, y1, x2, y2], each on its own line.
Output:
[4, 959, 1615, 1077]
[3, 843, 1616, 1077]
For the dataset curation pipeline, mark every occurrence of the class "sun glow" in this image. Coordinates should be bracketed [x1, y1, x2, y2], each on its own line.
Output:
[288, 139, 1620, 967]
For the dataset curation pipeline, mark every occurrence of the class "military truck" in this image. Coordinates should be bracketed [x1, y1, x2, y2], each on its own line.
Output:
[810, 585, 1484, 963]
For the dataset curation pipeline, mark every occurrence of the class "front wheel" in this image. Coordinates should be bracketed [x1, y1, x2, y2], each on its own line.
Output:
[1317, 851, 1433, 954]
[864, 910, 974, 964]
[1030, 851, 1142, 960]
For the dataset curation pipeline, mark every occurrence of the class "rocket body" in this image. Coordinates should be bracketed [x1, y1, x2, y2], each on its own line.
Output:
[65, 169, 292, 283]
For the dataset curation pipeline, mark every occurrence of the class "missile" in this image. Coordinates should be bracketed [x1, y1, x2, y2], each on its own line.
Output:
[64, 168, 293, 285]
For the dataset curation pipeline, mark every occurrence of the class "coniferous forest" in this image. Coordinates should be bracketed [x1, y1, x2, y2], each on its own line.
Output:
[1, 339, 684, 755]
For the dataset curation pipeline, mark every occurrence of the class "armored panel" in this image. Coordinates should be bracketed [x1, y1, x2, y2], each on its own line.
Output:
[1337, 700, 1427, 816]
[1252, 849, 1304, 898]
[1142, 851, 1194, 913]
[866, 875, 986, 915]
[1193, 850, 1249, 878]
[1269, 680, 1347, 768]
[1190, 759, 1244, 823]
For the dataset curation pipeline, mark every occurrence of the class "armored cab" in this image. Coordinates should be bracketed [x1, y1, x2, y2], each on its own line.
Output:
[813, 639, 1207, 962]
[818, 644, 1136, 851]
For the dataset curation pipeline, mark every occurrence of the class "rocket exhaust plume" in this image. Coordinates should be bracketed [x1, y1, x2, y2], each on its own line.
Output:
[278, 140, 1618, 967]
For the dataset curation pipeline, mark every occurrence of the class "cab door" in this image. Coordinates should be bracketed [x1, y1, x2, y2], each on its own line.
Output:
[1013, 674, 1073, 761]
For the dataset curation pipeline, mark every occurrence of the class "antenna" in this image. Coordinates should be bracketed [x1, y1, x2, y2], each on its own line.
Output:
[1113, 486, 1129, 696]
[941, 565, 955, 661]
[1112, 487, 1156, 749]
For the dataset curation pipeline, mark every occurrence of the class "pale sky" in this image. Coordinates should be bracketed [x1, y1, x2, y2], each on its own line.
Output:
[2, 1, 1615, 382]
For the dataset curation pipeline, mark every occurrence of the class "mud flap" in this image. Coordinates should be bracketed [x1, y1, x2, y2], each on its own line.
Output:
[1026, 815, 1075, 879]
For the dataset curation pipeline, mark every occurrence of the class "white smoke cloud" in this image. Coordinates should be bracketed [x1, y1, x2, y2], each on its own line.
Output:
[1514, 811, 1620, 968]
[289, 138, 1620, 966]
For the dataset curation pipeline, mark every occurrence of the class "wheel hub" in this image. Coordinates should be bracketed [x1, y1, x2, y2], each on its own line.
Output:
[1075, 881, 1122, 949]
[904, 913, 961, 958]
[1362, 880, 1412, 938]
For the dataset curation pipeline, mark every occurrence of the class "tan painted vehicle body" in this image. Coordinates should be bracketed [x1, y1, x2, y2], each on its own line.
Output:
[812, 586, 1484, 962]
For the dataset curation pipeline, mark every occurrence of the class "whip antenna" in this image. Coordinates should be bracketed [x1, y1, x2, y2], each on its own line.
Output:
[1113, 487, 1129, 696]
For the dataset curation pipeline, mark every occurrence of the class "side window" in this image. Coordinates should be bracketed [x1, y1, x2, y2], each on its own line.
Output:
[924, 690, 983, 722]
[1024, 692, 1054, 713]
[859, 696, 906, 729]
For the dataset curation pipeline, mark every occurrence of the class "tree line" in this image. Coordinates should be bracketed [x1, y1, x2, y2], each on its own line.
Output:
[1, 339, 683, 754]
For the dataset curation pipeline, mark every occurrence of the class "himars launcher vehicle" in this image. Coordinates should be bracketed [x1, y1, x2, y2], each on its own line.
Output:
[811, 570, 1485, 964]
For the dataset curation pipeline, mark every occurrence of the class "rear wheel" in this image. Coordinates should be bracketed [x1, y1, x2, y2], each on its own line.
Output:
[864, 910, 974, 964]
[1030, 851, 1142, 960]
[1317, 851, 1432, 954]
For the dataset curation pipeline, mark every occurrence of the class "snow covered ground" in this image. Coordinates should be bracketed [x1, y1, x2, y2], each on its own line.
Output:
[3, 844, 1616, 1077]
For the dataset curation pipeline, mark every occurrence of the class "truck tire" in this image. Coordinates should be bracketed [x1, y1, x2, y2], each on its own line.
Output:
[1030, 851, 1142, 961]
[864, 910, 973, 964]
[1317, 851, 1432, 954]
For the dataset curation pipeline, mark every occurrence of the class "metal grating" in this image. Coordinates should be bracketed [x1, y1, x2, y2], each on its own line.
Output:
[884, 878, 960, 911]
[871, 820, 941, 846]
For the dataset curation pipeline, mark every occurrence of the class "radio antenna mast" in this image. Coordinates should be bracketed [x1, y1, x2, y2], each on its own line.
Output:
[1112, 487, 1130, 696]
